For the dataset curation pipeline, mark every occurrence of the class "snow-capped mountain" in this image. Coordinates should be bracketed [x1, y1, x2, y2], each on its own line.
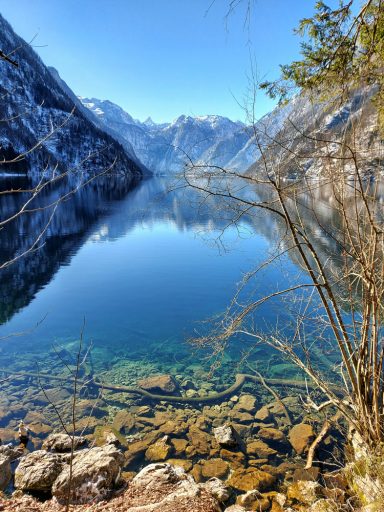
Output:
[0, 14, 145, 183]
[79, 94, 299, 175]
[248, 86, 382, 180]
[80, 97, 246, 173]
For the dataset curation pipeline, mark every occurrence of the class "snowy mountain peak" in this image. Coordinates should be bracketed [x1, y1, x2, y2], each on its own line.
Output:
[143, 116, 156, 127]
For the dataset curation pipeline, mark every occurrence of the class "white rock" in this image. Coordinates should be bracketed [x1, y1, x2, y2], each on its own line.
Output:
[202, 477, 231, 502]
[15, 450, 64, 492]
[52, 444, 124, 504]
[125, 463, 221, 511]
[213, 424, 239, 447]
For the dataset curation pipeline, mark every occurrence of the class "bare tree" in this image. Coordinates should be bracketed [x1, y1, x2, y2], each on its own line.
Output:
[179, 84, 384, 454]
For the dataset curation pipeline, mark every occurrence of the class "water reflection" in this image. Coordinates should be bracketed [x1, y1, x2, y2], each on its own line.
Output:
[0, 175, 140, 324]
[0, 175, 382, 384]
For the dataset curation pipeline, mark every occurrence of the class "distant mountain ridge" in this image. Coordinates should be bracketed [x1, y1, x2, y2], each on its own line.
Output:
[79, 96, 296, 175]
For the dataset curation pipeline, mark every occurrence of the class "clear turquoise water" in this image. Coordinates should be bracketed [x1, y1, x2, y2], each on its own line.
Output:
[0, 177, 311, 384]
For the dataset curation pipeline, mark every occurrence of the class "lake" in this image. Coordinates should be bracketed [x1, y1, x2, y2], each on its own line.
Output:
[0, 176, 315, 390]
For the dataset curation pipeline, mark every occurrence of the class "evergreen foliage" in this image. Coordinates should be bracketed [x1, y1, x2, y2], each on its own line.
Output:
[261, 0, 384, 125]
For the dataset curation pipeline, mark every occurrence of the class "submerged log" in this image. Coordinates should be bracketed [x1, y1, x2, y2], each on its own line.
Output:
[0, 369, 343, 404]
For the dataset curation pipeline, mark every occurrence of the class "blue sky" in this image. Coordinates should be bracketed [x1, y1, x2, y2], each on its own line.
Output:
[0, 0, 316, 123]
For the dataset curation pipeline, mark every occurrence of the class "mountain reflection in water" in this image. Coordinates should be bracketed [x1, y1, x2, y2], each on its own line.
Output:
[0, 175, 382, 383]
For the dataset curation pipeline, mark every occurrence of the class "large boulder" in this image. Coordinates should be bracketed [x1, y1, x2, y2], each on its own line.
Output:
[138, 374, 179, 394]
[233, 394, 257, 414]
[228, 467, 276, 492]
[42, 433, 87, 452]
[122, 463, 221, 511]
[0, 454, 11, 491]
[52, 444, 124, 504]
[201, 458, 230, 479]
[289, 423, 315, 454]
[0, 444, 24, 462]
[145, 436, 172, 462]
[14, 450, 64, 492]
[247, 439, 277, 458]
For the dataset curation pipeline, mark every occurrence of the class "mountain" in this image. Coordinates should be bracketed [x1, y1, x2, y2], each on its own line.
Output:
[248, 86, 382, 180]
[0, 14, 146, 184]
[80, 97, 296, 175]
[80, 85, 382, 181]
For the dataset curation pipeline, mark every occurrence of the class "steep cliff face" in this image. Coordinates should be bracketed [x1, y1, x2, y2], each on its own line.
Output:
[248, 87, 382, 180]
[0, 14, 145, 183]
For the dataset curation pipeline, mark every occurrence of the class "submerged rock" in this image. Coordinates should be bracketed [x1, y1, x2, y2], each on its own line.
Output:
[113, 410, 136, 433]
[213, 423, 240, 448]
[145, 436, 171, 462]
[228, 467, 276, 492]
[138, 374, 179, 394]
[255, 405, 272, 422]
[52, 444, 124, 504]
[287, 480, 322, 505]
[201, 458, 229, 479]
[289, 423, 315, 454]
[171, 437, 188, 456]
[14, 450, 64, 492]
[247, 439, 277, 458]
[187, 424, 211, 456]
[258, 427, 288, 445]
[234, 394, 257, 414]
[236, 489, 270, 511]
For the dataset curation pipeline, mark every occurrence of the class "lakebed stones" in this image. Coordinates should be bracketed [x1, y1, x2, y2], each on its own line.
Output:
[187, 424, 211, 456]
[113, 410, 136, 433]
[258, 427, 287, 445]
[201, 458, 230, 479]
[171, 437, 188, 455]
[145, 436, 171, 462]
[287, 480, 322, 505]
[166, 458, 193, 472]
[138, 374, 179, 394]
[93, 425, 126, 447]
[228, 467, 276, 492]
[42, 432, 87, 452]
[236, 489, 271, 511]
[289, 423, 315, 454]
[220, 448, 246, 469]
[255, 405, 272, 422]
[234, 394, 257, 414]
[247, 439, 277, 458]
[52, 444, 125, 504]
[214, 423, 239, 448]
[15, 450, 64, 492]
